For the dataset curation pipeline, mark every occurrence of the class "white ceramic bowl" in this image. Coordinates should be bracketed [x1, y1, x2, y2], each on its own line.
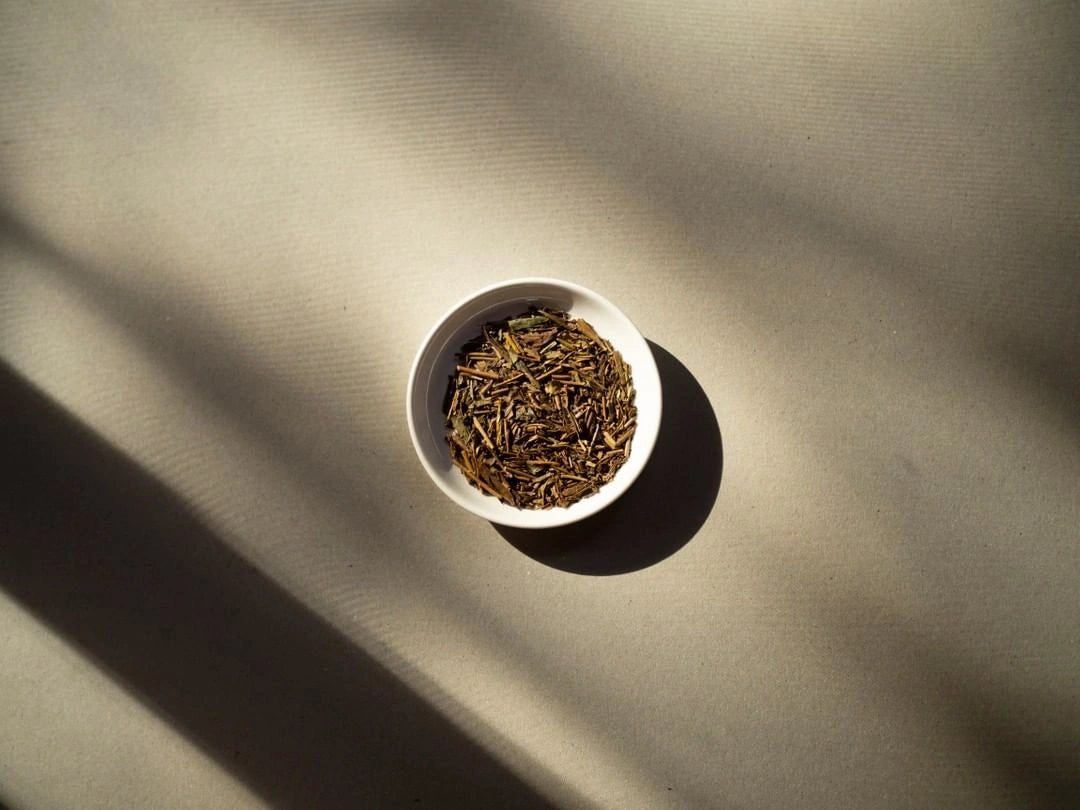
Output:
[407, 278, 661, 528]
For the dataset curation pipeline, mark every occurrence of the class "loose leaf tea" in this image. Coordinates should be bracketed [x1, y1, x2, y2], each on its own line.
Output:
[444, 308, 637, 509]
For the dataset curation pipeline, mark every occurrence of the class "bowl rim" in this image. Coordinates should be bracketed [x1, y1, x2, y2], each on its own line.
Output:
[406, 277, 661, 528]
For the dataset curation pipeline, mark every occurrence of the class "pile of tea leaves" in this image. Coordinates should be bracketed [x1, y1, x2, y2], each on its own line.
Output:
[444, 308, 636, 509]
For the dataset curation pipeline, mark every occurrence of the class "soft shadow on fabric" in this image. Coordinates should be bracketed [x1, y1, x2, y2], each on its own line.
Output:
[0, 361, 556, 810]
[494, 341, 721, 575]
[780, 575, 1080, 809]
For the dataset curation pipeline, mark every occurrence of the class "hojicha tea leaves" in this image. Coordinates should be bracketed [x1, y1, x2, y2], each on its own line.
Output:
[444, 308, 636, 509]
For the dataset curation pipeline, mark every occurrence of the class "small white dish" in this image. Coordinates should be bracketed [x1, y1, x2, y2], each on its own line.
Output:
[407, 278, 661, 528]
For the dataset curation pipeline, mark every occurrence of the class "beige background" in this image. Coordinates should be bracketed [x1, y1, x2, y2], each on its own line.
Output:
[2, 1, 1079, 807]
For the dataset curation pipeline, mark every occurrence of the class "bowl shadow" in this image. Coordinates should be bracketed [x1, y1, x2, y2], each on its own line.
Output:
[493, 341, 722, 575]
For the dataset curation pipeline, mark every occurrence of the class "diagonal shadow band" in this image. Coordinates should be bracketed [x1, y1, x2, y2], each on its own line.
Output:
[0, 360, 556, 809]
[494, 341, 722, 575]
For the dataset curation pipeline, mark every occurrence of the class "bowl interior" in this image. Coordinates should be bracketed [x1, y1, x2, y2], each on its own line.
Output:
[408, 279, 661, 528]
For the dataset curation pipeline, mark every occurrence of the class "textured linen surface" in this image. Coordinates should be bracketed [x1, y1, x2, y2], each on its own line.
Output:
[2, 2, 1078, 808]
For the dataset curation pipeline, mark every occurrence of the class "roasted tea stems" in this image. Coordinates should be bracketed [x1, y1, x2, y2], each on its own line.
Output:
[444, 308, 636, 509]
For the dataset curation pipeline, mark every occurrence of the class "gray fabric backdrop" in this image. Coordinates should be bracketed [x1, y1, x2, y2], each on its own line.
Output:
[2, 2, 1078, 807]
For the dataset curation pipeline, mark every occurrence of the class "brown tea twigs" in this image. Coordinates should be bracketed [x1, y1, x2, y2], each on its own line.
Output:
[444, 308, 636, 509]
